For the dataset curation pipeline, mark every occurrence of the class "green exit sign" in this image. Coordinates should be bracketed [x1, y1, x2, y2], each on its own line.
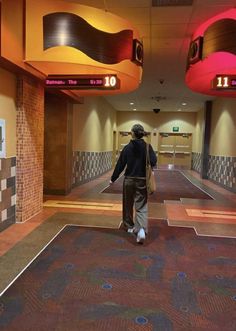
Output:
[173, 127, 179, 132]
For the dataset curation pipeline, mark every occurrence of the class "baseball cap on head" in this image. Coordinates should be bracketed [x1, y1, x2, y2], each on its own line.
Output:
[131, 124, 145, 138]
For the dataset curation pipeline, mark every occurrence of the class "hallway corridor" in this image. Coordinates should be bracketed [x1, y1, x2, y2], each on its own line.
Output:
[0, 168, 236, 330]
[1, 168, 235, 296]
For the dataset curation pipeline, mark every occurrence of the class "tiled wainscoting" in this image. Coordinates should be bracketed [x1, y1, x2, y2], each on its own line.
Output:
[0, 157, 16, 231]
[192, 153, 236, 192]
[208, 155, 236, 192]
[72, 151, 113, 186]
[191, 152, 202, 173]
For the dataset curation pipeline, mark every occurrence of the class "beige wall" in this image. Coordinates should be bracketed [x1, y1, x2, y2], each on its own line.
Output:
[1, 0, 24, 67]
[0, 67, 16, 157]
[116, 111, 196, 150]
[210, 98, 236, 156]
[192, 108, 205, 153]
[1, 0, 44, 78]
[73, 96, 116, 152]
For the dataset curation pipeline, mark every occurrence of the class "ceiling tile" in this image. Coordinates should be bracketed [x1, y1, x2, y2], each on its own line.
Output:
[152, 0, 193, 6]
[151, 23, 188, 38]
[136, 24, 151, 38]
[151, 37, 184, 49]
[107, 0, 150, 7]
[151, 6, 193, 24]
[108, 7, 150, 25]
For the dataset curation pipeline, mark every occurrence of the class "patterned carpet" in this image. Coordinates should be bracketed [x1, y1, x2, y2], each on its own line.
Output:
[102, 170, 213, 202]
[0, 220, 235, 331]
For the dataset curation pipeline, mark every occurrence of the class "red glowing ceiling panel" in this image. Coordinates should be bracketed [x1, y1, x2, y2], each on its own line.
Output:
[185, 8, 236, 97]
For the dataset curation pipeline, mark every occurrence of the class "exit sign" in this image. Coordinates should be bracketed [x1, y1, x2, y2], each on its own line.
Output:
[173, 127, 179, 132]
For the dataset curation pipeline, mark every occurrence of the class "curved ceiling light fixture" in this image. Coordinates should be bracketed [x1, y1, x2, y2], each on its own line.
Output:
[25, 0, 143, 96]
[185, 8, 236, 97]
[43, 12, 134, 64]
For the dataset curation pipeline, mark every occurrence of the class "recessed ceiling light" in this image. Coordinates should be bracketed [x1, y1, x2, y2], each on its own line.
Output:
[182, 102, 187, 106]
[130, 102, 134, 105]
[177, 109, 182, 111]
[133, 108, 137, 111]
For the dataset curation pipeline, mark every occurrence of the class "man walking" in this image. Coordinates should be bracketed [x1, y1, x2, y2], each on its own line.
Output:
[110, 124, 157, 243]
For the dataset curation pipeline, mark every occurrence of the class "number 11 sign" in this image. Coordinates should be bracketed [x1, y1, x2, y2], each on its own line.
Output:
[212, 75, 236, 89]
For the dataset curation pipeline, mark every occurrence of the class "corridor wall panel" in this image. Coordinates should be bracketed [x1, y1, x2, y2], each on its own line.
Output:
[73, 96, 116, 152]
[44, 93, 73, 195]
[16, 76, 44, 222]
[208, 155, 236, 191]
[191, 152, 202, 173]
[191, 109, 205, 174]
[192, 108, 204, 154]
[0, 68, 17, 230]
[208, 98, 236, 192]
[72, 96, 116, 186]
[0, 68, 16, 157]
[0, 157, 16, 231]
[72, 151, 112, 186]
[210, 98, 236, 156]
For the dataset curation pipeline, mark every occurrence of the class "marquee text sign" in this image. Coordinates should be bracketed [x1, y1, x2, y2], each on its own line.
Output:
[45, 75, 120, 90]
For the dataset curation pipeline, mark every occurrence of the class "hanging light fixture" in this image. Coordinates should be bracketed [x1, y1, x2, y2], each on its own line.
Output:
[24, 0, 143, 97]
[185, 8, 236, 97]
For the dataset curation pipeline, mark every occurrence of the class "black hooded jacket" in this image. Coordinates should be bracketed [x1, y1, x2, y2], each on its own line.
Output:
[111, 139, 157, 182]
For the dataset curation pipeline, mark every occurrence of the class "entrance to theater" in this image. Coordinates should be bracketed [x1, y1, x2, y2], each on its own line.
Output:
[158, 132, 192, 169]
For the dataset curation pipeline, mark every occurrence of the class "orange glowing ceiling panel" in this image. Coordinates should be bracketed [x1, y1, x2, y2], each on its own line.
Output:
[24, 0, 143, 96]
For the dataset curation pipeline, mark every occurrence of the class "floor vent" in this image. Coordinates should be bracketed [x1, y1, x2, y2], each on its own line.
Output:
[152, 0, 193, 6]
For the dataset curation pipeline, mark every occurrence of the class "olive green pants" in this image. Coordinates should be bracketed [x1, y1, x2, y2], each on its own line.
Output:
[122, 177, 148, 233]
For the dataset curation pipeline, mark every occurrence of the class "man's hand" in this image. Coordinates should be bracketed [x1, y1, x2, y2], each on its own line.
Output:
[109, 180, 113, 185]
